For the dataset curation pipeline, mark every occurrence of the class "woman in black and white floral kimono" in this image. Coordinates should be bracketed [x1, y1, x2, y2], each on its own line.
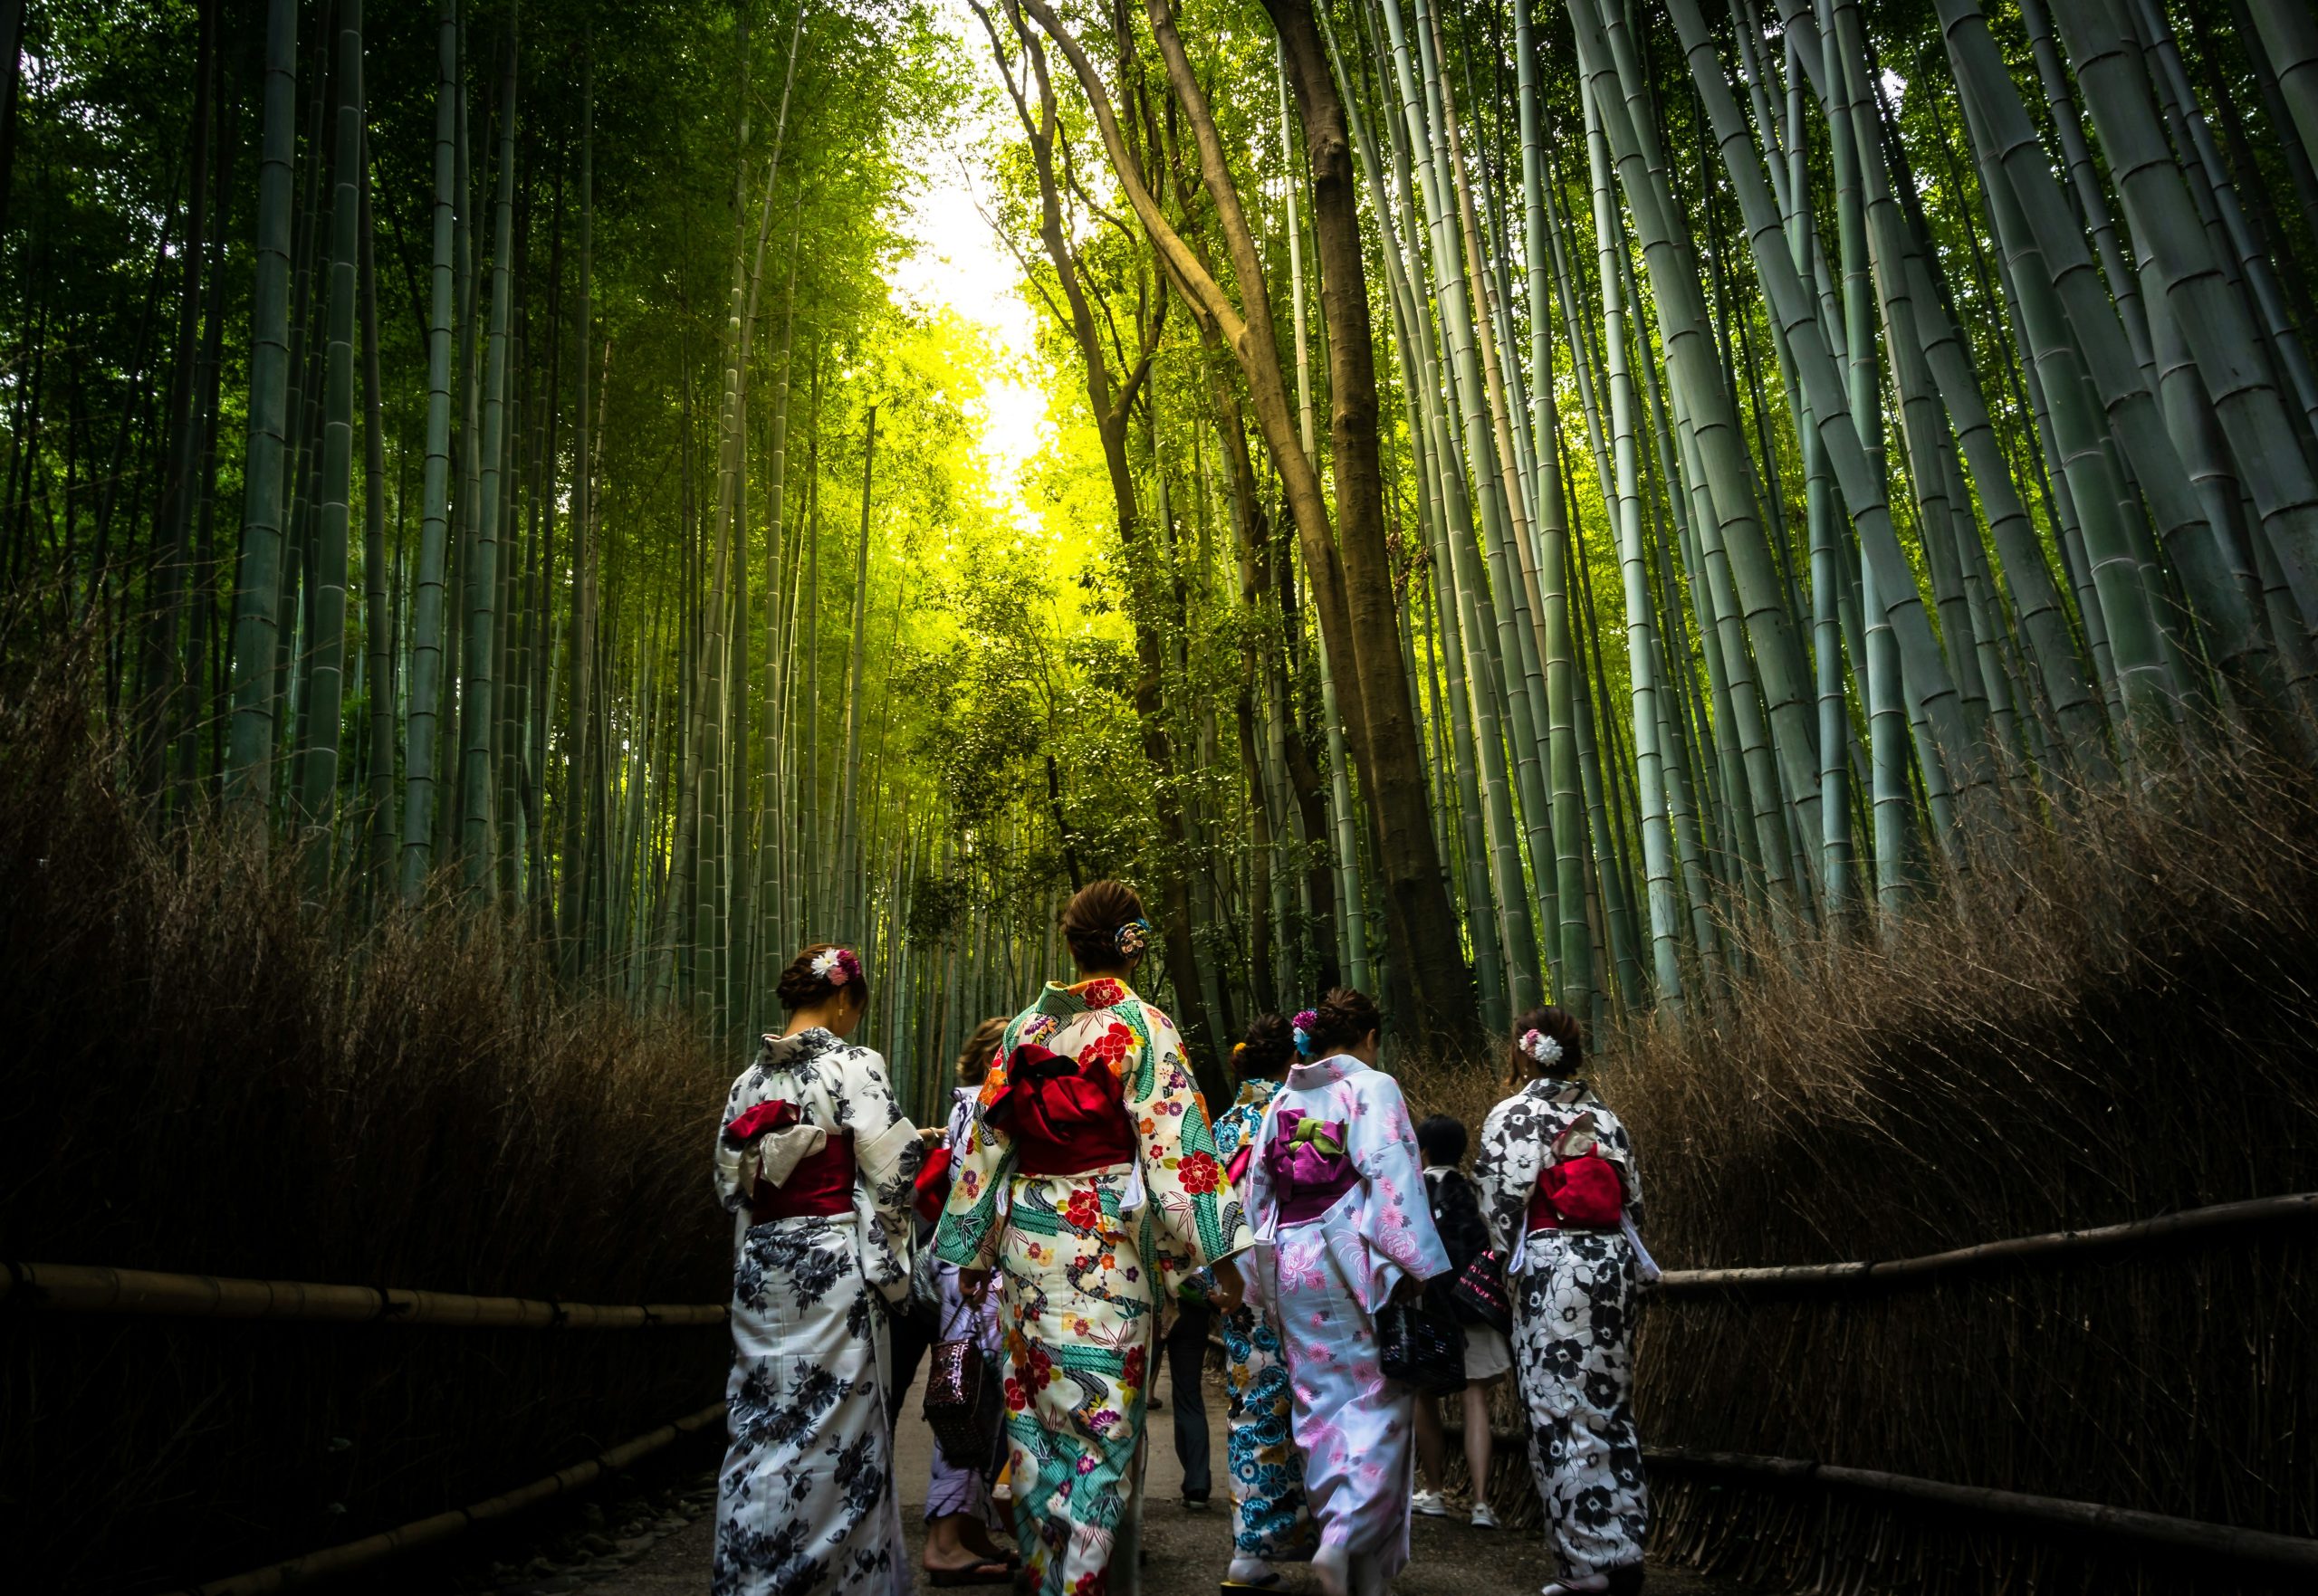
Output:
[1475, 1005, 1653, 1596]
[712, 942, 926, 1596]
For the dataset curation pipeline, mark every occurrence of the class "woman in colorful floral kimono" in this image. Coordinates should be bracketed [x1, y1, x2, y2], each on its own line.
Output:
[1243, 989, 1452, 1596]
[934, 879, 1254, 1596]
[1475, 1006, 1650, 1596]
[1210, 1013, 1314, 1592]
[712, 943, 926, 1596]
[923, 1016, 1018, 1586]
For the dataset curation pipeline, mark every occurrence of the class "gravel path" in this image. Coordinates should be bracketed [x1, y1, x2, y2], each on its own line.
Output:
[483, 1362, 1742, 1596]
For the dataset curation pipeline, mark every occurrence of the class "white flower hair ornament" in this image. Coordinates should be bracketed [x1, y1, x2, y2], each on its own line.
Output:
[810, 947, 861, 988]
[1114, 917, 1153, 958]
[1520, 1027, 1565, 1068]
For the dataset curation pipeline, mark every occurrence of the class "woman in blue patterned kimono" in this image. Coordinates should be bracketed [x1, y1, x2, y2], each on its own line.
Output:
[1475, 1006, 1649, 1596]
[935, 880, 1255, 1596]
[1210, 1014, 1314, 1592]
[712, 944, 926, 1596]
[1244, 989, 1452, 1596]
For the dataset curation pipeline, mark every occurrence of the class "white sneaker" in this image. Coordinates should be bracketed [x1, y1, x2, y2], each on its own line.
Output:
[1411, 1489, 1450, 1518]
[1470, 1501, 1499, 1529]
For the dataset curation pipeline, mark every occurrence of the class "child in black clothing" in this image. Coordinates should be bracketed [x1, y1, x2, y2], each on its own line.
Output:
[1412, 1113, 1512, 1528]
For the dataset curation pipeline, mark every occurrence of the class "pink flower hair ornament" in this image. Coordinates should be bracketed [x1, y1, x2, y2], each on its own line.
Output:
[1291, 1008, 1319, 1056]
[1519, 1027, 1565, 1068]
[809, 946, 863, 989]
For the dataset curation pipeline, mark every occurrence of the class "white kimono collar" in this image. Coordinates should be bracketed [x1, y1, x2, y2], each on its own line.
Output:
[1286, 1053, 1365, 1091]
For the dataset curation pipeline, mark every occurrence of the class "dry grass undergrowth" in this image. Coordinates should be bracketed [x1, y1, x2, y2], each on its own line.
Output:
[0, 664, 735, 1592]
[1406, 748, 2318, 1595]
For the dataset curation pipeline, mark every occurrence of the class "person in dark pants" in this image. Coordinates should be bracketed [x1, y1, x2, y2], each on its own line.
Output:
[1164, 1283, 1215, 1508]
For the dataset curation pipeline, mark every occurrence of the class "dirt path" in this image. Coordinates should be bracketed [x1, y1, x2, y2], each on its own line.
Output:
[500, 1362, 1739, 1596]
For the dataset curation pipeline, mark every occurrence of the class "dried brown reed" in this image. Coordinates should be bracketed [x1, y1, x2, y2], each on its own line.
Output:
[1405, 746, 2318, 1594]
[0, 662, 736, 1592]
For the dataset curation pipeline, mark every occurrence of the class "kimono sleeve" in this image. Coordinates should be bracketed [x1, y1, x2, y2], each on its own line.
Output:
[934, 1045, 1017, 1272]
[840, 1046, 924, 1256]
[1473, 1094, 1537, 1253]
[1351, 1075, 1452, 1285]
[1592, 1104, 1643, 1217]
[1128, 1003, 1253, 1287]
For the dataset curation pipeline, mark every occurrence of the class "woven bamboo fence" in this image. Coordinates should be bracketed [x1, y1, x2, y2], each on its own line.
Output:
[17, 1187, 2313, 1591]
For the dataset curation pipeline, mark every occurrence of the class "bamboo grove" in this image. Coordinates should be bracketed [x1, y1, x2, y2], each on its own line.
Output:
[957, 0, 2318, 1054]
[8, 0, 2318, 1099]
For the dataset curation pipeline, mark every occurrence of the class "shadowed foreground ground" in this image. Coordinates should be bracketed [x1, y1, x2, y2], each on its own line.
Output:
[491, 1362, 1740, 1596]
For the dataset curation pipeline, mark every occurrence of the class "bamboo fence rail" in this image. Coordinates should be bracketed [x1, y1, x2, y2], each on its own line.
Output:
[1642, 1448, 2318, 1574]
[14, 1190, 2304, 1326]
[1652, 1190, 2317, 1296]
[0, 1260, 728, 1328]
[168, 1401, 729, 1595]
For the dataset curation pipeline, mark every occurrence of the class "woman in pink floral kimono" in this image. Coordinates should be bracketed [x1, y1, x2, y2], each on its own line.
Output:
[1244, 988, 1452, 1596]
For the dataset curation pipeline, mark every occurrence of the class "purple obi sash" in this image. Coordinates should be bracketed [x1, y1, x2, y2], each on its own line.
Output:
[1266, 1107, 1358, 1224]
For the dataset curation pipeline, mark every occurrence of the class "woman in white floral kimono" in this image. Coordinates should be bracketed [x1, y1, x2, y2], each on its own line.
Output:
[712, 943, 925, 1596]
[1244, 989, 1451, 1596]
[1475, 1006, 1650, 1596]
[935, 880, 1254, 1596]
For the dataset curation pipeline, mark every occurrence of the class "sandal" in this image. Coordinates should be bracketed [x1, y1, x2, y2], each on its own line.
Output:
[926, 1561, 1015, 1586]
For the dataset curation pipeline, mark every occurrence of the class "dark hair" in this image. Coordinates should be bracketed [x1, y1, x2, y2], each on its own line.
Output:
[1510, 1003, 1585, 1075]
[1303, 987, 1381, 1056]
[957, 1017, 1006, 1085]
[1235, 1013, 1295, 1078]
[1060, 879, 1149, 970]
[777, 943, 869, 1012]
[1416, 1114, 1468, 1167]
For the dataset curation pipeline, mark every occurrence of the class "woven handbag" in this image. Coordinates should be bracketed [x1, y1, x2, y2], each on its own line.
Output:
[1451, 1247, 1514, 1335]
[1378, 1300, 1468, 1395]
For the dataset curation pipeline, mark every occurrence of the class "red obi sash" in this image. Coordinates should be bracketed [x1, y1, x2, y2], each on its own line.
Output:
[1266, 1107, 1359, 1224]
[1525, 1151, 1624, 1233]
[727, 1099, 858, 1221]
[989, 1042, 1137, 1176]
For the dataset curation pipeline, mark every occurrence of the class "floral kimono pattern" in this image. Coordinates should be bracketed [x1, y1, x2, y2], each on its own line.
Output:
[927, 1086, 1007, 1525]
[1475, 1077, 1648, 1584]
[1244, 1055, 1451, 1584]
[712, 1027, 925, 1596]
[1210, 1079, 1313, 1563]
[934, 978, 1253, 1596]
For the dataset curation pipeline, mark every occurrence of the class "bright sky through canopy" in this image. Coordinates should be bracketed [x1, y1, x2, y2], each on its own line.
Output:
[884, 12, 1049, 528]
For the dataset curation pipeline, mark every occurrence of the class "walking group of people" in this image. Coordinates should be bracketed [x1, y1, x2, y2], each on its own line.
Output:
[710, 880, 1652, 1596]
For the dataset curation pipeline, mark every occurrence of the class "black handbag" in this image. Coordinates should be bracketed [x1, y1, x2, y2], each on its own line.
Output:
[1378, 1300, 1468, 1395]
[1451, 1247, 1514, 1335]
[922, 1333, 1004, 1468]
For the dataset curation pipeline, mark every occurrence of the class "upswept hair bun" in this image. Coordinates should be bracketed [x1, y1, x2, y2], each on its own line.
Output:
[1303, 987, 1381, 1056]
[1235, 1013, 1295, 1077]
[1059, 879, 1151, 970]
[1510, 1003, 1584, 1075]
[777, 942, 868, 1011]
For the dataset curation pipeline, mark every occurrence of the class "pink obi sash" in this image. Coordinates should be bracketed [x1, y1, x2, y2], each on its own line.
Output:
[1266, 1108, 1358, 1224]
[989, 1042, 1138, 1176]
